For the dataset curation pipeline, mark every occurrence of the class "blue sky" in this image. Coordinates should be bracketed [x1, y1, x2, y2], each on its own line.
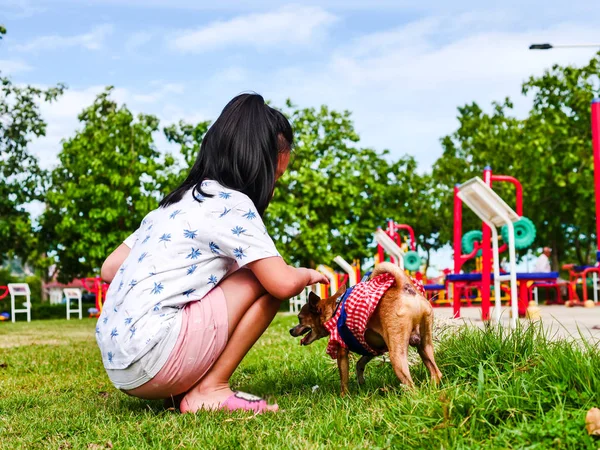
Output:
[2, 0, 599, 272]
[2, 0, 599, 173]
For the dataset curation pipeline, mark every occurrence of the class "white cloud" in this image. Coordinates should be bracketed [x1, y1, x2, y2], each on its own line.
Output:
[0, 60, 33, 75]
[169, 5, 337, 53]
[15, 24, 114, 52]
[125, 31, 153, 52]
[0, 0, 45, 19]
[29, 82, 194, 170]
[251, 16, 600, 171]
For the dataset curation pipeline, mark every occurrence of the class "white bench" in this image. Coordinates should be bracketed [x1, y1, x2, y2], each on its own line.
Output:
[8, 283, 31, 323]
[64, 288, 83, 320]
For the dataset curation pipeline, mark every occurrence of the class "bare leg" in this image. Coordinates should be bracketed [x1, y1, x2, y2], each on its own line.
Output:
[356, 355, 374, 386]
[180, 269, 282, 413]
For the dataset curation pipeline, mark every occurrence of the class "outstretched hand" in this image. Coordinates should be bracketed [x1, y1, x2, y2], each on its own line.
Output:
[303, 268, 330, 286]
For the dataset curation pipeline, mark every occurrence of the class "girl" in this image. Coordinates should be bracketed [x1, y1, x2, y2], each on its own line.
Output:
[97, 93, 328, 414]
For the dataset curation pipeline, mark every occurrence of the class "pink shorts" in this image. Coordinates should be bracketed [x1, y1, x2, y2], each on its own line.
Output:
[125, 287, 229, 399]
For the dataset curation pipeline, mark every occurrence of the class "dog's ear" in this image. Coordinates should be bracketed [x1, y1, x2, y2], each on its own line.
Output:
[334, 284, 347, 298]
[308, 291, 321, 312]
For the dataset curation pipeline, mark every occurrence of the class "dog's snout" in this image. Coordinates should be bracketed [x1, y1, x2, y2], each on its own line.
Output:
[289, 328, 295, 336]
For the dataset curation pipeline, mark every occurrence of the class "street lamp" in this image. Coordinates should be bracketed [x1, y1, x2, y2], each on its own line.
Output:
[529, 43, 600, 50]
[529, 42, 600, 264]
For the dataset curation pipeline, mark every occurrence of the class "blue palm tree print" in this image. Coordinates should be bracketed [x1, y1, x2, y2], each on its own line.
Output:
[153, 303, 162, 312]
[118, 281, 124, 292]
[95, 326, 100, 335]
[146, 224, 153, 231]
[201, 180, 210, 188]
[118, 265, 127, 274]
[187, 264, 198, 275]
[209, 242, 221, 255]
[219, 191, 232, 199]
[159, 233, 172, 245]
[219, 207, 232, 218]
[208, 275, 218, 286]
[151, 282, 164, 295]
[124, 317, 132, 325]
[183, 229, 198, 239]
[231, 226, 247, 236]
[187, 248, 201, 259]
[129, 279, 137, 288]
[108, 351, 114, 363]
[110, 328, 118, 339]
[142, 235, 150, 244]
[194, 192, 206, 201]
[138, 252, 149, 263]
[182, 288, 196, 297]
[130, 326, 136, 338]
[169, 209, 183, 219]
[103, 316, 109, 325]
[243, 209, 257, 220]
[233, 247, 247, 260]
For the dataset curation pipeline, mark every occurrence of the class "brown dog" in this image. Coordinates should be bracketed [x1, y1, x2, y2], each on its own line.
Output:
[290, 262, 442, 395]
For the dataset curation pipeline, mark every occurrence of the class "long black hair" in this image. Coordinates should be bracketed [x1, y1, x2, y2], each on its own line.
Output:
[160, 93, 293, 216]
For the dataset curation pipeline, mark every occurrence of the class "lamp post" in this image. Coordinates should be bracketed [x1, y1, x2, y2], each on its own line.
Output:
[529, 43, 600, 50]
[529, 43, 600, 262]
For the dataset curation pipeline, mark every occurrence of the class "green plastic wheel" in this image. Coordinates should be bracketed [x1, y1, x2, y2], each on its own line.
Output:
[501, 217, 536, 250]
[403, 251, 421, 271]
[462, 230, 483, 256]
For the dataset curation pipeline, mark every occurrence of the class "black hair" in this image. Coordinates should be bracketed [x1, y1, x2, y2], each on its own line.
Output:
[159, 93, 293, 216]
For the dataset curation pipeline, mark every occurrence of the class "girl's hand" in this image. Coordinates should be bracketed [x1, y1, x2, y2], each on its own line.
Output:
[302, 268, 330, 286]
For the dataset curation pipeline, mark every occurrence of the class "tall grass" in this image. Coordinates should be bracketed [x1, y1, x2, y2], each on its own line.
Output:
[0, 317, 598, 449]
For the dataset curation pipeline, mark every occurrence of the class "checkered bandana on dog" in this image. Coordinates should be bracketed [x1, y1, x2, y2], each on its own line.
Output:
[323, 274, 426, 359]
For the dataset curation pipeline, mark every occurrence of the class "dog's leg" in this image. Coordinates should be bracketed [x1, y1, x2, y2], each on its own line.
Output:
[418, 309, 443, 384]
[337, 347, 350, 396]
[386, 325, 415, 388]
[356, 355, 374, 386]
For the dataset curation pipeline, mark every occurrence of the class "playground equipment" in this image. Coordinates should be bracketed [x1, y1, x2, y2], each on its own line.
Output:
[455, 177, 520, 326]
[0, 285, 9, 321]
[7, 283, 31, 323]
[449, 167, 553, 321]
[593, 98, 600, 264]
[375, 221, 422, 271]
[64, 288, 83, 320]
[80, 277, 108, 318]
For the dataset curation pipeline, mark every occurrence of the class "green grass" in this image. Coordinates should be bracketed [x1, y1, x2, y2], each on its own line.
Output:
[0, 316, 599, 449]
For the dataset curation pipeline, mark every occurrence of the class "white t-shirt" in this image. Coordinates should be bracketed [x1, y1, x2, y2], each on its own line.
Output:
[534, 253, 551, 272]
[96, 180, 280, 369]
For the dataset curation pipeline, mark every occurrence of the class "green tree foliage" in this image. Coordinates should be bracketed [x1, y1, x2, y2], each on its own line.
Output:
[0, 75, 64, 263]
[433, 53, 600, 267]
[162, 120, 210, 193]
[267, 103, 416, 267]
[40, 88, 174, 281]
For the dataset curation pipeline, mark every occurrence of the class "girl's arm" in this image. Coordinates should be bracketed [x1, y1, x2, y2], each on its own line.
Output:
[101, 244, 131, 283]
[247, 257, 329, 300]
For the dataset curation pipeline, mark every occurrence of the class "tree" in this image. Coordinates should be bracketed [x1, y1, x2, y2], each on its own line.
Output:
[162, 120, 210, 194]
[267, 102, 417, 268]
[431, 52, 600, 267]
[0, 75, 65, 263]
[40, 88, 174, 281]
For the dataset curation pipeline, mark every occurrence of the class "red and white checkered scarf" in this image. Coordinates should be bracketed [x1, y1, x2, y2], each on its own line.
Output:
[323, 273, 425, 359]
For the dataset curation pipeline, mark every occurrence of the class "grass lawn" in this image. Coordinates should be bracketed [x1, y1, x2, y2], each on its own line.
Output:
[1, 315, 599, 449]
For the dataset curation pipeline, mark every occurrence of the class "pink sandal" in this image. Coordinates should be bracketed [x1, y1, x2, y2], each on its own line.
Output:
[220, 391, 278, 414]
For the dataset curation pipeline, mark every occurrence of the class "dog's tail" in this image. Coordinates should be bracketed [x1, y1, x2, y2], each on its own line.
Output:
[371, 262, 404, 290]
